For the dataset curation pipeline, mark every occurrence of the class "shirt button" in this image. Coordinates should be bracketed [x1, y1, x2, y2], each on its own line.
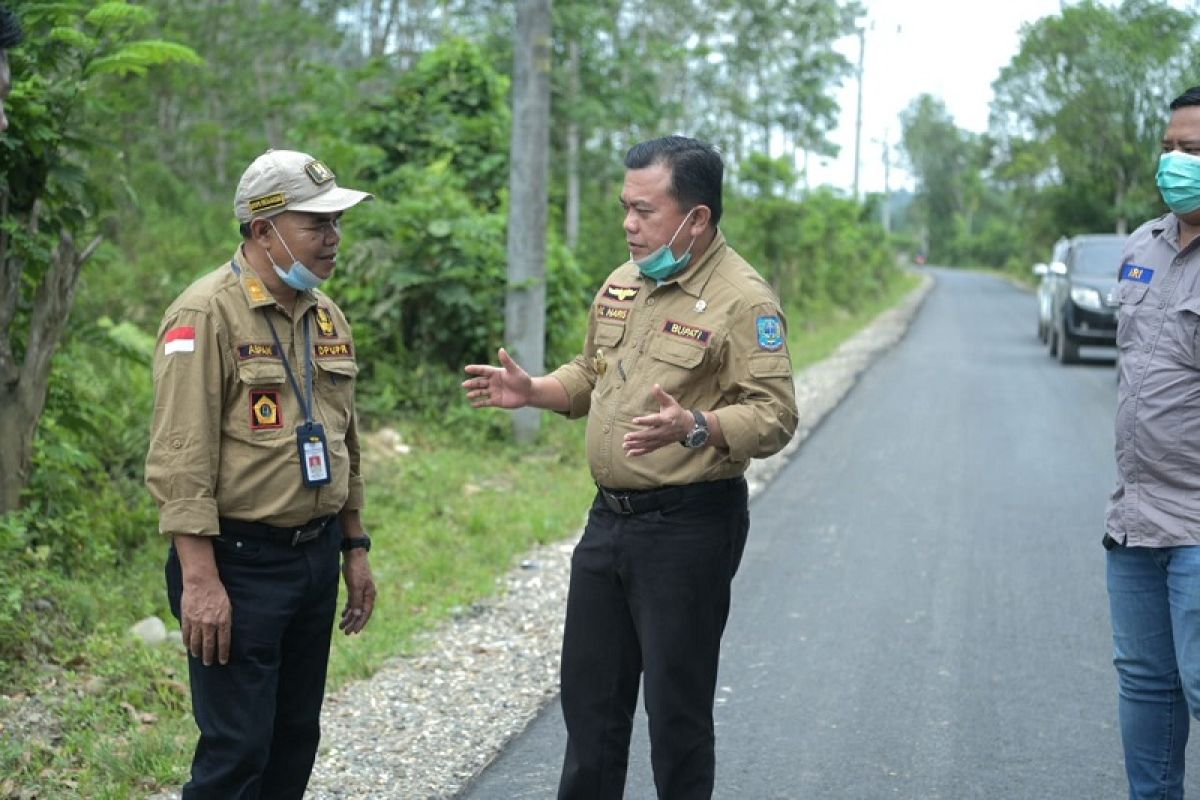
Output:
[170, 439, 184, 450]
[647, 298, 656, 306]
[1144, 343, 1151, 352]
[1159, 301, 1166, 308]
[604, 425, 611, 433]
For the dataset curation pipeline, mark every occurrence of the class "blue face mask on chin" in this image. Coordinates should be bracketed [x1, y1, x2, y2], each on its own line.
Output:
[633, 208, 698, 281]
[267, 219, 327, 292]
[1157, 151, 1200, 215]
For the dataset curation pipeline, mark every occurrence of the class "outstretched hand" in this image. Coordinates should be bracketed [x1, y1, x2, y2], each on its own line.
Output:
[462, 348, 533, 409]
[623, 384, 691, 457]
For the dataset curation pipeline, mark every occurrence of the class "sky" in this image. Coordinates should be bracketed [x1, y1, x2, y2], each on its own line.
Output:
[807, 0, 1087, 196]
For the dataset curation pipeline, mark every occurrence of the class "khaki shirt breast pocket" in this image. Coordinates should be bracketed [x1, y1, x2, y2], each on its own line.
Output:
[315, 357, 358, 435]
[233, 360, 289, 441]
[647, 335, 708, 401]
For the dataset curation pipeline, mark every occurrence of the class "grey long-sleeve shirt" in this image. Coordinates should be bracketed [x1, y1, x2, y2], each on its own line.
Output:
[1107, 213, 1200, 547]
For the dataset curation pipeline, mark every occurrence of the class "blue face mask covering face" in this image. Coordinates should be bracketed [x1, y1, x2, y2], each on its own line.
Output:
[633, 208, 698, 281]
[267, 219, 326, 292]
[1157, 151, 1200, 215]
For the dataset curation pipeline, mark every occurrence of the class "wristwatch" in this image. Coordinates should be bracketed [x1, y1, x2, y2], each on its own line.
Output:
[340, 533, 371, 553]
[681, 409, 710, 449]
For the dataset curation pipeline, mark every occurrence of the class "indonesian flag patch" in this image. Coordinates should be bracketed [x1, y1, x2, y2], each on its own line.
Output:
[164, 326, 196, 355]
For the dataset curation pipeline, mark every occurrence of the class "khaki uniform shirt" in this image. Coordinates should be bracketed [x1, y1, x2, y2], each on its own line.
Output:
[1107, 213, 1200, 547]
[551, 231, 798, 490]
[146, 247, 363, 536]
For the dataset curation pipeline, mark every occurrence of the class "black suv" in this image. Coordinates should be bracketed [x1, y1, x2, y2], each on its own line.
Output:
[1045, 233, 1126, 364]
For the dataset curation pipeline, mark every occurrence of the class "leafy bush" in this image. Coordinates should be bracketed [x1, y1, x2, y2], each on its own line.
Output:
[723, 187, 897, 318]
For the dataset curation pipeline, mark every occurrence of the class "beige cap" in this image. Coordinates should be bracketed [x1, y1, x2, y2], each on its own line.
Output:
[234, 149, 373, 223]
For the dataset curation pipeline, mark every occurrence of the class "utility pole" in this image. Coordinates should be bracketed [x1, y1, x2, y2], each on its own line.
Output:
[852, 25, 865, 202]
[881, 130, 891, 233]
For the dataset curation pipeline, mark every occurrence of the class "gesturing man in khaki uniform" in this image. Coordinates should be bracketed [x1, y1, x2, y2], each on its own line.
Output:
[464, 136, 797, 799]
[146, 149, 376, 799]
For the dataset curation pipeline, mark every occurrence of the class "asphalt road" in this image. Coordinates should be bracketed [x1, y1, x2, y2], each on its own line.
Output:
[460, 267, 1197, 799]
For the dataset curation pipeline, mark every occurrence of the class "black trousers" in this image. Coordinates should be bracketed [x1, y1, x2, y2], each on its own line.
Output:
[558, 478, 750, 800]
[165, 518, 340, 800]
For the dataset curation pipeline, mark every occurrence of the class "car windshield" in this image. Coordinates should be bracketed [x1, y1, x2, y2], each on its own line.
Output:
[1073, 239, 1125, 277]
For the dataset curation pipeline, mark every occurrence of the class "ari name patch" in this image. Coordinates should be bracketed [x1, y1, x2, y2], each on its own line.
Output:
[604, 284, 640, 303]
[756, 315, 784, 351]
[249, 390, 283, 430]
[597, 304, 630, 321]
[662, 319, 712, 345]
[237, 343, 279, 360]
[315, 342, 354, 359]
[1120, 263, 1153, 283]
[315, 306, 337, 338]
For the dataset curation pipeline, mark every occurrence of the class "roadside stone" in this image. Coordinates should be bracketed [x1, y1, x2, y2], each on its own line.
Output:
[130, 616, 168, 646]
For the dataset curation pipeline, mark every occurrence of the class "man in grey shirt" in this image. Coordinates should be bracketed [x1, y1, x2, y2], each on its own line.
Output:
[1107, 84, 1200, 800]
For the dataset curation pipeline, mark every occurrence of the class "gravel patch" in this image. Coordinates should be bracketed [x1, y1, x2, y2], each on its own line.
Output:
[149, 272, 934, 799]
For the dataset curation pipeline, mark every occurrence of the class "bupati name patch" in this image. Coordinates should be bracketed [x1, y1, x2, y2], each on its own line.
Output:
[662, 319, 712, 344]
[237, 343, 279, 360]
[314, 342, 354, 359]
[604, 284, 640, 302]
[249, 389, 283, 430]
[596, 304, 630, 321]
[1120, 263, 1153, 283]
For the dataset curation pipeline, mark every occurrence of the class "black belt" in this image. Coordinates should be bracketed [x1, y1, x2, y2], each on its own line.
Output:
[218, 515, 334, 546]
[597, 478, 741, 515]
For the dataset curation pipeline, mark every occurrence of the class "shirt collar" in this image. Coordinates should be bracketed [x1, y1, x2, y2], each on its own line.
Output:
[642, 229, 726, 297]
[231, 244, 317, 315]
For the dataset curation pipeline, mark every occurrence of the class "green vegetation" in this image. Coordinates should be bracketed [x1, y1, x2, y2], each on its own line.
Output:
[896, 0, 1198, 274]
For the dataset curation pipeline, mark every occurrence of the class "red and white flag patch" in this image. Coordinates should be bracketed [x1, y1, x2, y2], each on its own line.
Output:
[164, 326, 196, 355]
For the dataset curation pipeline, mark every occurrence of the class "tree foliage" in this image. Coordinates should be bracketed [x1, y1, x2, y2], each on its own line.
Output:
[991, 0, 1197, 236]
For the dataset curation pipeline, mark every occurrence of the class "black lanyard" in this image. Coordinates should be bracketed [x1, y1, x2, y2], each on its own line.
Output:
[230, 253, 315, 425]
[264, 313, 314, 426]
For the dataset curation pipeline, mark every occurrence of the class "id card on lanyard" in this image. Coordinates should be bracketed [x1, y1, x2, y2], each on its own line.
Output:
[265, 312, 332, 488]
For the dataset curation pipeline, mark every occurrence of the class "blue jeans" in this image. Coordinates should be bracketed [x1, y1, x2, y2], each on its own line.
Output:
[1108, 544, 1200, 800]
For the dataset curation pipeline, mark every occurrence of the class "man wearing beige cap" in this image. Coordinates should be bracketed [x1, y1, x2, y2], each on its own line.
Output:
[146, 149, 376, 799]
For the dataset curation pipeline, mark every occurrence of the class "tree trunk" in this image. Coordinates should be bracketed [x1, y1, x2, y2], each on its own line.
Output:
[505, 0, 552, 444]
[564, 38, 580, 251]
[0, 229, 100, 513]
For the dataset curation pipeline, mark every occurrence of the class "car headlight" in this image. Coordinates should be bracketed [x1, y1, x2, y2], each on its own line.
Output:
[1070, 286, 1103, 311]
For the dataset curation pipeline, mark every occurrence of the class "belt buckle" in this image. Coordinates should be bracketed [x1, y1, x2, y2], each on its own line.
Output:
[604, 491, 634, 514]
[290, 520, 324, 546]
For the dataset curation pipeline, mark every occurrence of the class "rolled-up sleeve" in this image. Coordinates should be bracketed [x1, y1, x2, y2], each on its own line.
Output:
[145, 307, 226, 537]
[344, 401, 365, 511]
[711, 302, 798, 462]
[548, 309, 599, 419]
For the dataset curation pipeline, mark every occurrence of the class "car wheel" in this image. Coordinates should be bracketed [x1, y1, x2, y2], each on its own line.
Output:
[1057, 324, 1079, 364]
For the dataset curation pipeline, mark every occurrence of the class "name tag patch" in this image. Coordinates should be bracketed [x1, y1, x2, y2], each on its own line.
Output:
[237, 343, 279, 360]
[662, 319, 712, 345]
[596, 304, 630, 321]
[249, 390, 283, 430]
[1120, 263, 1153, 283]
[604, 284, 640, 303]
[756, 315, 784, 351]
[314, 342, 354, 359]
[315, 306, 338, 338]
